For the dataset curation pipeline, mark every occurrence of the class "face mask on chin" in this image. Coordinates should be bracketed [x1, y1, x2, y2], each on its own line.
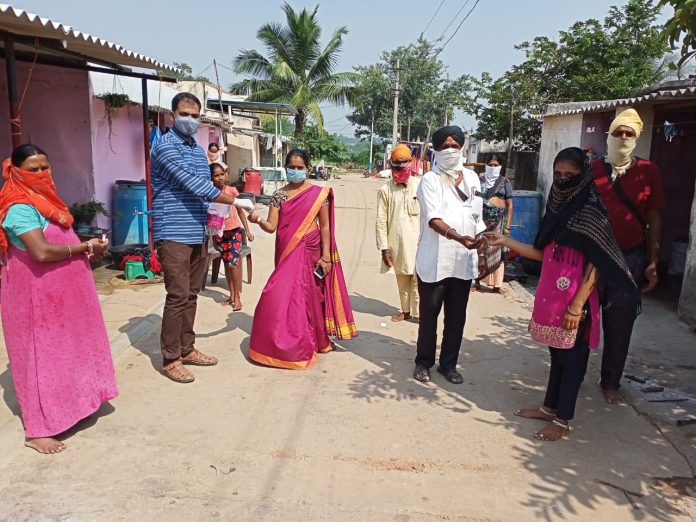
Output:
[433, 148, 462, 174]
[173, 115, 201, 137]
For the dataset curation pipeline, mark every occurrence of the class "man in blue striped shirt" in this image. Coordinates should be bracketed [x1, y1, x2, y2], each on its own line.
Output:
[152, 92, 243, 383]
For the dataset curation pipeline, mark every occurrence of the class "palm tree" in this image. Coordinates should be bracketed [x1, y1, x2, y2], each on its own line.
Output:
[229, 3, 359, 136]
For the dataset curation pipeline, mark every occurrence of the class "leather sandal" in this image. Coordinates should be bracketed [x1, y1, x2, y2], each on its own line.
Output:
[180, 348, 218, 366]
[162, 360, 195, 383]
[413, 364, 431, 382]
[437, 366, 464, 384]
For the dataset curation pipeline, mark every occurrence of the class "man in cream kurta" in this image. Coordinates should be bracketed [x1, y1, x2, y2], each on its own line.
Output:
[376, 144, 421, 322]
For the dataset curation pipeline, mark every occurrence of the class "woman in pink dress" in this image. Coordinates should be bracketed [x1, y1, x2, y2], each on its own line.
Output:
[488, 148, 638, 441]
[247, 149, 357, 369]
[0, 144, 118, 454]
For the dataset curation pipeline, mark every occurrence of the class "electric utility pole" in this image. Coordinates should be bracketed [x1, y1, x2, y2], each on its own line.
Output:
[391, 58, 400, 146]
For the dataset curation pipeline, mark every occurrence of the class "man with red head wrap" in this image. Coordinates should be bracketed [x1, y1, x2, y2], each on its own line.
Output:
[376, 144, 421, 322]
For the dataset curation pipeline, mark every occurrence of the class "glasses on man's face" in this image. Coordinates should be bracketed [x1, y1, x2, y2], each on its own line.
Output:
[611, 129, 636, 140]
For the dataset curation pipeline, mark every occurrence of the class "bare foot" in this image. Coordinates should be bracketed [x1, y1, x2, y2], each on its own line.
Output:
[25, 437, 66, 454]
[391, 312, 410, 322]
[515, 406, 556, 420]
[602, 388, 624, 404]
[535, 419, 570, 441]
[493, 287, 507, 296]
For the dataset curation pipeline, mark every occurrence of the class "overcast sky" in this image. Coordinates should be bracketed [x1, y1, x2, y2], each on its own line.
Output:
[11, 0, 671, 136]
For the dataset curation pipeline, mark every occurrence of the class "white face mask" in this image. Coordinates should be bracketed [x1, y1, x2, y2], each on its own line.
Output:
[433, 148, 462, 174]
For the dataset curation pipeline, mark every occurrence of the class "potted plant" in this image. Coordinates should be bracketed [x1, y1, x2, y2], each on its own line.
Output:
[69, 200, 109, 227]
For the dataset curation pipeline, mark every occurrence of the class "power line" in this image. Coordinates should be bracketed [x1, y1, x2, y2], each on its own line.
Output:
[420, 0, 446, 39]
[435, 0, 471, 42]
[439, 0, 481, 53]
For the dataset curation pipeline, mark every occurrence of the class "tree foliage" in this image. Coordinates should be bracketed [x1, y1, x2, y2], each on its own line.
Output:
[229, 3, 360, 136]
[157, 62, 211, 82]
[661, 0, 696, 67]
[347, 39, 476, 142]
[472, 0, 670, 150]
[290, 125, 348, 165]
[259, 115, 294, 135]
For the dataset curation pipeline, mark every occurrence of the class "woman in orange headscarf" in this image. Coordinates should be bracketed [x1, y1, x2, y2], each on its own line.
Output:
[0, 144, 118, 454]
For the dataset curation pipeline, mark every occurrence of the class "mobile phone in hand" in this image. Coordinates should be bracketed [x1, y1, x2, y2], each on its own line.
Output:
[313, 265, 326, 279]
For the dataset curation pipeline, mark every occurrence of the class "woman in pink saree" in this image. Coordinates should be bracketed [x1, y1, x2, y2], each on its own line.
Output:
[0, 144, 118, 454]
[248, 149, 357, 369]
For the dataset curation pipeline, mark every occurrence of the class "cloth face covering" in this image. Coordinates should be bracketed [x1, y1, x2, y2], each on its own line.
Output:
[483, 165, 502, 190]
[0, 158, 74, 253]
[606, 136, 637, 181]
[433, 148, 462, 175]
[391, 164, 411, 185]
[286, 168, 307, 183]
[174, 116, 201, 137]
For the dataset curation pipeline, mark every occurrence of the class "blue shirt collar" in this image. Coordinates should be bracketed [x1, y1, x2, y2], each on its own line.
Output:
[170, 127, 197, 146]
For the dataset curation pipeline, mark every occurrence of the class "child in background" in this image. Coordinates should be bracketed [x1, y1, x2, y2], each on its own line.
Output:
[210, 163, 254, 310]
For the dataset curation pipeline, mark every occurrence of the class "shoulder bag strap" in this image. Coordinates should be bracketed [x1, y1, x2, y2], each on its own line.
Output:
[602, 162, 648, 231]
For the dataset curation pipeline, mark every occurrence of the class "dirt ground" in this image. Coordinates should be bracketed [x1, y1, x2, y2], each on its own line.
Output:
[0, 174, 693, 521]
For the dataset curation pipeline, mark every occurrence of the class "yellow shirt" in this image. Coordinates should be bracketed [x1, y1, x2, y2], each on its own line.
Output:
[375, 178, 421, 275]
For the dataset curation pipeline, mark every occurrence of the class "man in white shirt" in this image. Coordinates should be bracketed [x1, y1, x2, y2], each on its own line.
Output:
[414, 125, 486, 384]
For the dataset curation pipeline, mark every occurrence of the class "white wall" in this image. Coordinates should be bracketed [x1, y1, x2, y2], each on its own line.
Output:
[537, 113, 584, 201]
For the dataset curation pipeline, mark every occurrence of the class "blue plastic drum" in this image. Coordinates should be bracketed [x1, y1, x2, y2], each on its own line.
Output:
[510, 190, 543, 245]
[113, 181, 149, 246]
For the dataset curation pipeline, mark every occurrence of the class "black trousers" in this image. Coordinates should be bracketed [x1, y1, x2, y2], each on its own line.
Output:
[599, 247, 644, 390]
[544, 320, 591, 421]
[415, 277, 472, 371]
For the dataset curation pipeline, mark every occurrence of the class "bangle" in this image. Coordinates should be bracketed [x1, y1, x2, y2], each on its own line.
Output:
[67, 244, 72, 259]
[566, 306, 581, 317]
[84, 241, 94, 256]
[321, 256, 331, 263]
[444, 227, 455, 239]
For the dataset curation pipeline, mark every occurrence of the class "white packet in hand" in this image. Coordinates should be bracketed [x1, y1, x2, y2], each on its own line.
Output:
[233, 198, 255, 212]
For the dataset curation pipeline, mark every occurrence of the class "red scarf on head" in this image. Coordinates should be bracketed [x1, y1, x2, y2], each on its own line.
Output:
[0, 158, 73, 252]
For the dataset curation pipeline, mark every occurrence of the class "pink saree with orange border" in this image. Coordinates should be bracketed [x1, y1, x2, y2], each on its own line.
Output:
[248, 185, 357, 369]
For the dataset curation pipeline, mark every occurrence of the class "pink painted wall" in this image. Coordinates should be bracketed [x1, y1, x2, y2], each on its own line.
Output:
[0, 61, 94, 206]
[90, 98, 147, 228]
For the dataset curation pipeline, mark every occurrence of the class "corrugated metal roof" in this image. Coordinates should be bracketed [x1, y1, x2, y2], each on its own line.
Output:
[207, 98, 297, 116]
[0, 4, 177, 72]
[543, 85, 696, 118]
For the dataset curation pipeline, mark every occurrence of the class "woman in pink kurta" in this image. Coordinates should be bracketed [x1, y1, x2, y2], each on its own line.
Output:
[0, 144, 118, 454]
[488, 148, 638, 442]
[247, 149, 357, 369]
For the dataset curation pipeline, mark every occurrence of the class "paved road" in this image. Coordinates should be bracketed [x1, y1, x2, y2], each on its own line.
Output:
[0, 174, 693, 520]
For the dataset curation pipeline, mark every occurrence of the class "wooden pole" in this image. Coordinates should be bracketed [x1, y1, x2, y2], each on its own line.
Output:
[4, 34, 21, 148]
[141, 78, 154, 251]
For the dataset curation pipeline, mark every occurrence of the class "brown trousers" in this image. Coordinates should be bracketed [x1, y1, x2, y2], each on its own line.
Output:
[157, 240, 209, 363]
